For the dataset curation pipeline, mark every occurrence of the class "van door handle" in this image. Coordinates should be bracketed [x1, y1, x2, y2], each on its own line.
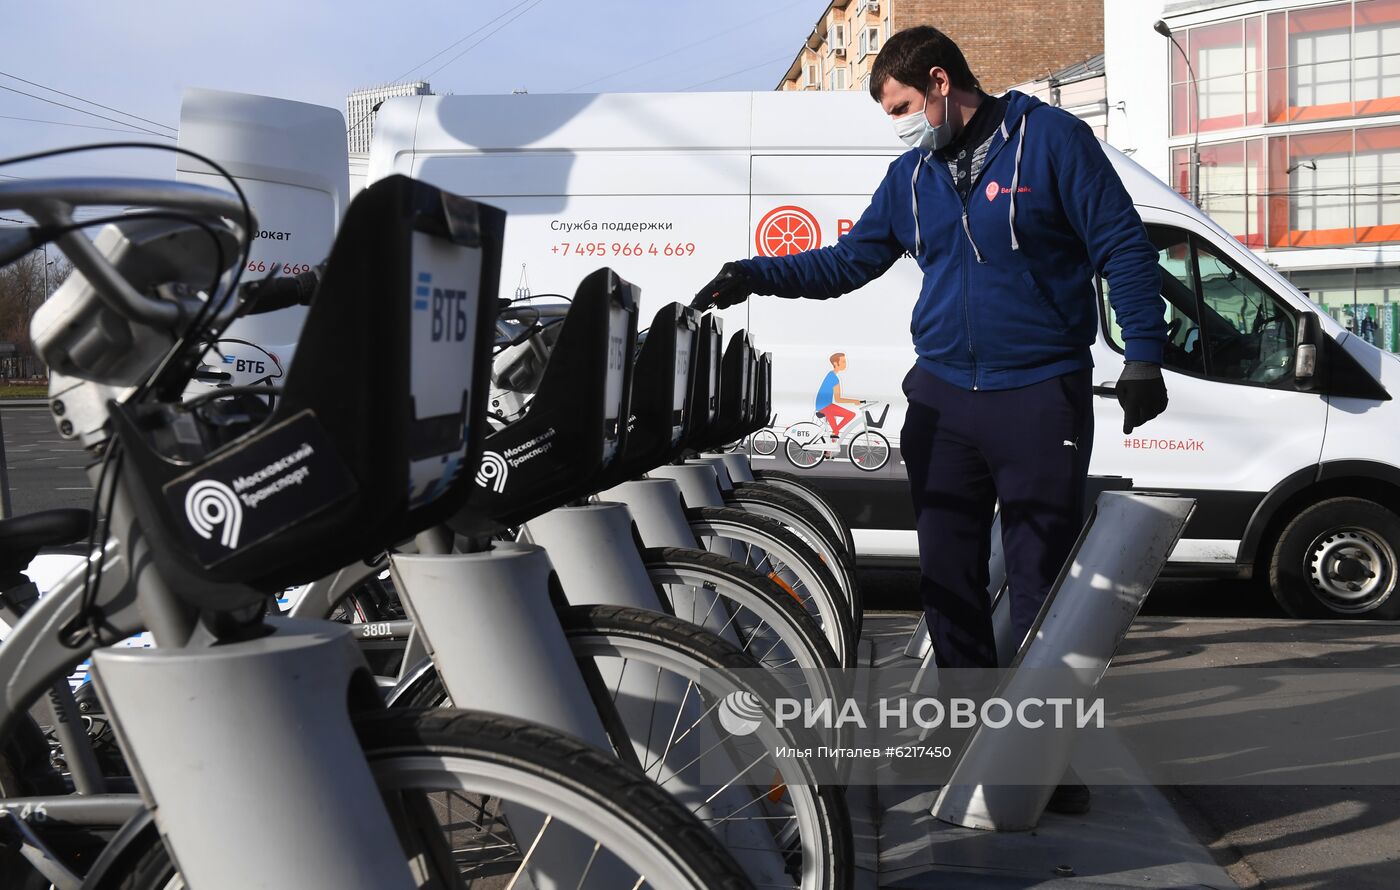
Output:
[1091, 383, 1117, 397]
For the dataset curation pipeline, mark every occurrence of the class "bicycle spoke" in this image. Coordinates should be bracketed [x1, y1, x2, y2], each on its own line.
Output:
[666, 691, 727, 753]
[647, 678, 698, 777]
[697, 748, 768, 810]
[506, 814, 554, 890]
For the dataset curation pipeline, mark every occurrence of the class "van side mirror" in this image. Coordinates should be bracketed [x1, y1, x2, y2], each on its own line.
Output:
[1295, 311, 1321, 390]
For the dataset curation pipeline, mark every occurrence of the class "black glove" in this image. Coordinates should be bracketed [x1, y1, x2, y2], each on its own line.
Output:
[691, 261, 753, 311]
[1117, 362, 1169, 434]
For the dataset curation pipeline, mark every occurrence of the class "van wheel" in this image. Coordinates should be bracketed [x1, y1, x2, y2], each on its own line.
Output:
[1269, 497, 1400, 619]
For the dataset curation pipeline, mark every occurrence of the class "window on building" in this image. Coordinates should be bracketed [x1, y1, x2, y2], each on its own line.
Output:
[1171, 18, 1262, 134]
[830, 67, 849, 91]
[1292, 151, 1352, 233]
[1265, 125, 1400, 246]
[828, 22, 846, 54]
[1289, 10, 1352, 108]
[805, 63, 820, 88]
[1356, 4, 1400, 107]
[1172, 2, 1400, 133]
[1354, 126, 1400, 238]
[1102, 226, 1300, 385]
[1172, 139, 1266, 247]
[1264, 0, 1400, 123]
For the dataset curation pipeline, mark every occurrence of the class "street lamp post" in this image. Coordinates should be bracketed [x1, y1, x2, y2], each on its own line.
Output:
[1155, 19, 1201, 208]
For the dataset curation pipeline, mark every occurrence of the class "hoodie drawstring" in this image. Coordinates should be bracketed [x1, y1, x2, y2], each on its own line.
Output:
[911, 151, 928, 256]
[1008, 116, 1027, 252]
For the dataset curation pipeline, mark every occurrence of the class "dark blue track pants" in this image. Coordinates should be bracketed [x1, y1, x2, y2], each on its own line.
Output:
[900, 366, 1094, 669]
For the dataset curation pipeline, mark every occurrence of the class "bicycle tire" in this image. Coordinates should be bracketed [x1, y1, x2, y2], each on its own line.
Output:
[750, 428, 779, 456]
[392, 604, 854, 890]
[684, 507, 857, 668]
[750, 469, 857, 558]
[729, 483, 851, 564]
[104, 709, 755, 890]
[847, 431, 890, 472]
[725, 484, 863, 631]
[784, 435, 826, 469]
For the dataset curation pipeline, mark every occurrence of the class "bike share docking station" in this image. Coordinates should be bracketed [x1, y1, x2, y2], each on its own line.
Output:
[925, 490, 1194, 832]
[834, 467, 1197, 835]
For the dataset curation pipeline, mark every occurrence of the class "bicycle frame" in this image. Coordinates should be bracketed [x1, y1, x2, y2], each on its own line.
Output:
[0, 477, 418, 890]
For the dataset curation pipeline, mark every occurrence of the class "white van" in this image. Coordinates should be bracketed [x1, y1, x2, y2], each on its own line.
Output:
[195, 89, 1400, 621]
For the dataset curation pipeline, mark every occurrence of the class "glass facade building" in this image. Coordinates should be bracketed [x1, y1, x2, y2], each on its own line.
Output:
[1164, 0, 1400, 347]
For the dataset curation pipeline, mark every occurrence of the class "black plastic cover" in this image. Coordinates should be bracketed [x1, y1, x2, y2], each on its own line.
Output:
[111, 175, 504, 604]
[450, 267, 638, 535]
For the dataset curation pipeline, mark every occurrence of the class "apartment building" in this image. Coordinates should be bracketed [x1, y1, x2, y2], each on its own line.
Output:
[776, 0, 1104, 96]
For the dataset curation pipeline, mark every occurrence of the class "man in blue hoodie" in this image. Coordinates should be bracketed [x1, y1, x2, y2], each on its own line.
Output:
[693, 27, 1169, 803]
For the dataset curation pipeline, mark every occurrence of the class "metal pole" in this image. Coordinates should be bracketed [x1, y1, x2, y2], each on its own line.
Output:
[0, 409, 12, 519]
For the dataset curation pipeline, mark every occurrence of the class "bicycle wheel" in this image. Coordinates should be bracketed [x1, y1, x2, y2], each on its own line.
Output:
[751, 428, 779, 456]
[685, 507, 857, 668]
[847, 431, 890, 472]
[104, 710, 754, 890]
[783, 424, 826, 470]
[393, 604, 853, 890]
[752, 469, 857, 557]
[642, 547, 840, 671]
[725, 484, 863, 631]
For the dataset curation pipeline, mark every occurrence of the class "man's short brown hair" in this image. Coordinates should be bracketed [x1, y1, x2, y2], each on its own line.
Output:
[869, 26, 981, 101]
[830, 352, 845, 365]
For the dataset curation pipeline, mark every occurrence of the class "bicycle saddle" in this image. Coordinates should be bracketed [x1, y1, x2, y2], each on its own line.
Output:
[0, 508, 91, 577]
[450, 267, 639, 536]
[593, 302, 698, 490]
[111, 175, 504, 605]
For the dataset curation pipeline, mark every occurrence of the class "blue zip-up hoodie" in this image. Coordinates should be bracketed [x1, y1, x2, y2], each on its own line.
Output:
[738, 91, 1167, 391]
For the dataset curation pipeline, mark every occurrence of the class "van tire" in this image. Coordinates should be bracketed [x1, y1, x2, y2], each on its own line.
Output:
[1268, 497, 1400, 619]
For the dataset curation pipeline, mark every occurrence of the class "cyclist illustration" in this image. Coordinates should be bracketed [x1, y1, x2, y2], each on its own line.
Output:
[815, 352, 861, 436]
[781, 351, 892, 472]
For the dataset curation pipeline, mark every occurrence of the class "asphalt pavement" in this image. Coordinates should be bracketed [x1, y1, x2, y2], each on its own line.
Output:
[0, 402, 96, 518]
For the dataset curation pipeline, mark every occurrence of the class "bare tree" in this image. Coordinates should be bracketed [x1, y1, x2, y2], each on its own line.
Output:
[0, 250, 62, 379]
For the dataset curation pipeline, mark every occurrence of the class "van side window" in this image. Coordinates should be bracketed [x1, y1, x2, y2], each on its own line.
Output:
[1101, 228, 1204, 376]
[1195, 242, 1297, 385]
[1100, 225, 1298, 387]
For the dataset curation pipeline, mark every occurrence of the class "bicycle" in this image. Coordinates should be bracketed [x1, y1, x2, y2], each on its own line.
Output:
[783, 400, 892, 472]
[0, 164, 755, 890]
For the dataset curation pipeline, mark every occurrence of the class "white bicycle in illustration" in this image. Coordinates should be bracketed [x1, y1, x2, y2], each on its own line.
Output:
[782, 400, 891, 472]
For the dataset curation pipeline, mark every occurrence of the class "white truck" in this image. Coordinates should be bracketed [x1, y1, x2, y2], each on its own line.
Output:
[189, 88, 1400, 621]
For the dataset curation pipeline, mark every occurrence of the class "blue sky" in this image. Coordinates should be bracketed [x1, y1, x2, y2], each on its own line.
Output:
[0, 0, 831, 181]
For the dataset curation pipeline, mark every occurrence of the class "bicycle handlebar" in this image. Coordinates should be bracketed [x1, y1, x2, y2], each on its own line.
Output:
[0, 177, 250, 328]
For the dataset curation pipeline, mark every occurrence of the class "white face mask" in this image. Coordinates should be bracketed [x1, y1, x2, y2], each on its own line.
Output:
[893, 92, 952, 151]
